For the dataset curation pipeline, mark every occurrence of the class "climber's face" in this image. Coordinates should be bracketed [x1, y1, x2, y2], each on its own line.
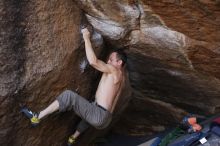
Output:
[107, 52, 122, 67]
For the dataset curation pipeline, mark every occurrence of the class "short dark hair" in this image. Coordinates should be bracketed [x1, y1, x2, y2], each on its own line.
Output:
[112, 49, 127, 66]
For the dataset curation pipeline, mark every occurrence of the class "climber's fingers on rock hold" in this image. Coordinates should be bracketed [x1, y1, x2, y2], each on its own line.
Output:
[81, 27, 89, 34]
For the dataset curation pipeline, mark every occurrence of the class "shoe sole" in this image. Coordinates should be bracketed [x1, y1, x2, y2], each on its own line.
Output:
[21, 107, 33, 119]
[21, 107, 39, 127]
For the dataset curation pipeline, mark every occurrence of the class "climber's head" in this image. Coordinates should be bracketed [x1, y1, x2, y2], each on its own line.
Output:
[107, 49, 127, 68]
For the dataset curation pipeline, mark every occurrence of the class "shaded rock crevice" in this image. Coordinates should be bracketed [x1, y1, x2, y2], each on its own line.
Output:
[0, 0, 28, 145]
[0, 0, 27, 97]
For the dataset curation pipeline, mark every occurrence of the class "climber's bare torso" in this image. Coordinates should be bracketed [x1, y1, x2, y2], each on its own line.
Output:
[82, 28, 124, 113]
[95, 67, 123, 113]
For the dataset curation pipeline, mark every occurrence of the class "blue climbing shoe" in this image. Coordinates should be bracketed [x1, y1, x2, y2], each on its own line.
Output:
[21, 107, 40, 126]
[67, 135, 76, 146]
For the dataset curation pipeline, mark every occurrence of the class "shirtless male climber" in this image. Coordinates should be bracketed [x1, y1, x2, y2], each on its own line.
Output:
[21, 27, 127, 146]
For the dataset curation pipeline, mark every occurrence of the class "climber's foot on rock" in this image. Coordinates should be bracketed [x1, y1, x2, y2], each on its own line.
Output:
[21, 107, 40, 127]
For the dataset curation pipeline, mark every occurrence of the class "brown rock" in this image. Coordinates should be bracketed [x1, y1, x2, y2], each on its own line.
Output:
[76, 0, 220, 136]
[0, 0, 104, 145]
[1, 0, 220, 145]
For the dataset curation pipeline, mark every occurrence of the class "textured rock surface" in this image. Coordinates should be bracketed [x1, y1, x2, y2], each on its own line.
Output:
[0, 0, 104, 145]
[77, 0, 220, 136]
[0, 0, 220, 145]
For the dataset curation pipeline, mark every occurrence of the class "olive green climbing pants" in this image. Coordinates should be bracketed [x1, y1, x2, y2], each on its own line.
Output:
[56, 90, 112, 133]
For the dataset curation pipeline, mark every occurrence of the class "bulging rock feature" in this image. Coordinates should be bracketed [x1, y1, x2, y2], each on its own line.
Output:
[75, 0, 220, 137]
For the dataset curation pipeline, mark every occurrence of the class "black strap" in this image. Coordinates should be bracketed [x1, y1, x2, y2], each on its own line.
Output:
[95, 102, 107, 111]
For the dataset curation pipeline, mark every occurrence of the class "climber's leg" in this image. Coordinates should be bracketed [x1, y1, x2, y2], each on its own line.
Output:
[20, 90, 78, 126]
[67, 119, 90, 145]
[38, 100, 59, 119]
[21, 98, 59, 126]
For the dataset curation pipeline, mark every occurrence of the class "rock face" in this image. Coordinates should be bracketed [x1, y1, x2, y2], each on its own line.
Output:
[0, 0, 104, 145]
[0, 0, 220, 145]
[77, 0, 220, 136]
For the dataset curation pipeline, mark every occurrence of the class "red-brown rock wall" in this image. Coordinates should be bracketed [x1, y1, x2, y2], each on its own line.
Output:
[1, 0, 220, 145]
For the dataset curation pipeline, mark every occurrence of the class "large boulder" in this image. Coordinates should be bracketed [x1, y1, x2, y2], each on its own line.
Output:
[0, 0, 220, 145]
[76, 0, 220, 136]
[0, 0, 104, 145]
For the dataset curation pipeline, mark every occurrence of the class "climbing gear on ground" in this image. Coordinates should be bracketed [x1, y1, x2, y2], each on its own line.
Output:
[181, 116, 202, 133]
[182, 116, 196, 125]
[159, 127, 185, 146]
[21, 107, 40, 126]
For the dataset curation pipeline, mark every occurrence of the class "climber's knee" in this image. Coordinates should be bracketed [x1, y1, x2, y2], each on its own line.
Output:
[56, 90, 77, 112]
